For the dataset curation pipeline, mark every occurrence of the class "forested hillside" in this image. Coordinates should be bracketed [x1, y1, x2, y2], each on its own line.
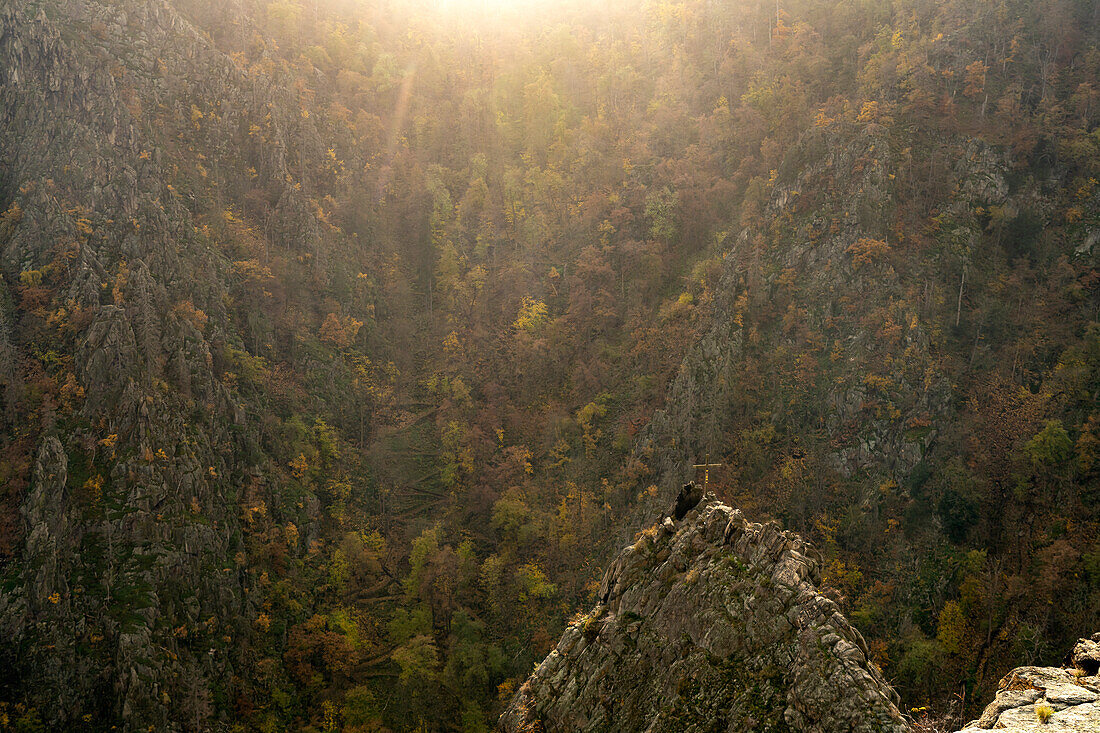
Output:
[0, 0, 1097, 730]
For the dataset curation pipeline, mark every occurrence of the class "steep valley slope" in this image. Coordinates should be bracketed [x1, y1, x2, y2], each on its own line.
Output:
[1, 0, 1099, 730]
[0, 0, 358, 726]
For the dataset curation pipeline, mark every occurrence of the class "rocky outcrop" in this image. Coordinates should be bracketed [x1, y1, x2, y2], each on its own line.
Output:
[499, 491, 910, 732]
[954, 634, 1100, 732]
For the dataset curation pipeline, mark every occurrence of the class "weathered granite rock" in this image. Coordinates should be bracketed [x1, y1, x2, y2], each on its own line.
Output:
[499, 493, 910, 732]
[1071, 634, 1100, 676]
[954, 637, 1100, 732]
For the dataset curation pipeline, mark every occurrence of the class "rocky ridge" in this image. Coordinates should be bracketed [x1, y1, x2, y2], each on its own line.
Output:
[631, 124, 954, 519]
[0, 0, 335, 726]
[499, 488, 910, 732]
[954, 634, 1100, 732]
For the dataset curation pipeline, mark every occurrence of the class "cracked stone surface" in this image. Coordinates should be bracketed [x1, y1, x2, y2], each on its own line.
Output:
[955, 637, 1100, 732]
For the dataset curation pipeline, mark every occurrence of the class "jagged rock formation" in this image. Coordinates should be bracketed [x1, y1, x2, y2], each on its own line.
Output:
[954, 634, 1100, 732]
[631, 124, 953, 520]
[499, 492, 910, 732]
[0, 0, 337, 727]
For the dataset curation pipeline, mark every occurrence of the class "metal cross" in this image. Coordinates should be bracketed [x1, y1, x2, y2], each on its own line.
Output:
[692, 453, 723, 490]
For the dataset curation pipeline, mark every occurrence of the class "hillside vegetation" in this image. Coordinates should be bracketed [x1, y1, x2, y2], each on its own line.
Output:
[0, 0, 1098, 730]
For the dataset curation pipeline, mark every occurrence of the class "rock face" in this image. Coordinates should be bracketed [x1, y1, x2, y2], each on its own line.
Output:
[954, 634, 1100, 733]
[0, 0, 333, 727]
[499, 492, 910, 732]
[630, 124, 953, 524]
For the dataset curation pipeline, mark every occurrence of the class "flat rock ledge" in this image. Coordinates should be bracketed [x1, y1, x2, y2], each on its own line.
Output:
[498, 494, 910, 732]
[954, 634, 1100, 733]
